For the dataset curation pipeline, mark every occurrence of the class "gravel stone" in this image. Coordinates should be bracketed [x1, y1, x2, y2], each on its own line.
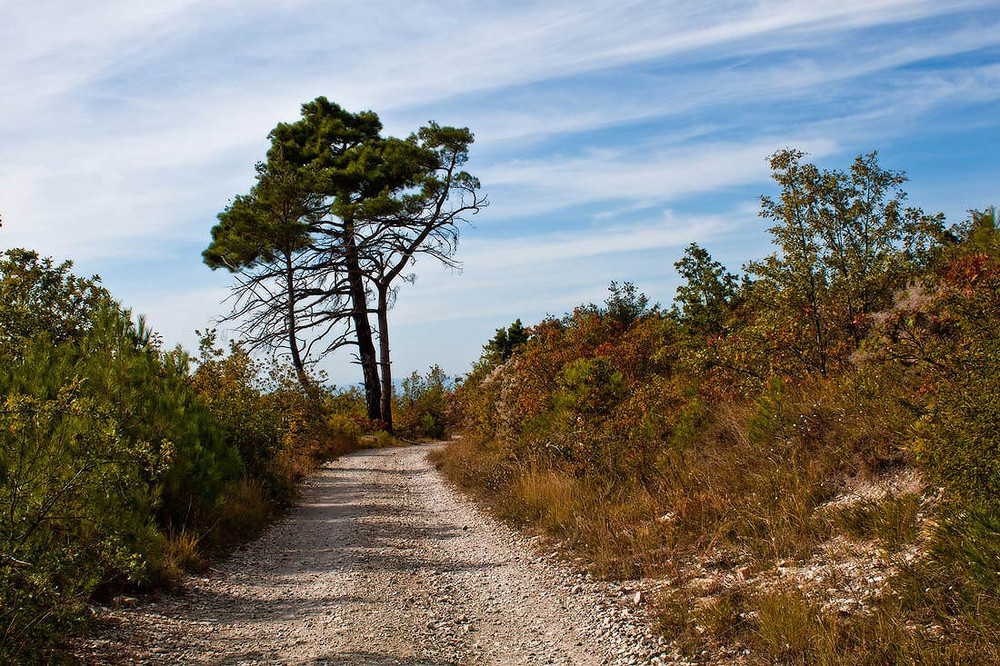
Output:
[72, 444, 669, 664]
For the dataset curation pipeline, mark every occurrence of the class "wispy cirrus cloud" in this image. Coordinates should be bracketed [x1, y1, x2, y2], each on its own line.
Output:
[1, 0, 998, 381]
[480, 137, 840, 219]
[458, 25, 1000, 147]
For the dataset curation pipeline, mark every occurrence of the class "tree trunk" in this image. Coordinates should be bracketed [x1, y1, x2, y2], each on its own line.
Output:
[377, 284, 393, 433]
[283, 250, 311, 388]
[343, 220, 382, 423]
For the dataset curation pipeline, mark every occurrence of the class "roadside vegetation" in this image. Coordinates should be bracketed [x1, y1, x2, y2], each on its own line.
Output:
[437, 150, 1000, 663]
[1, 94, 473, 660]
[0, 249, 368, 661]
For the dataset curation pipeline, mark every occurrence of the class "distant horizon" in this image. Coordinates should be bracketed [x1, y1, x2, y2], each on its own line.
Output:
[3, 0, 998, 385]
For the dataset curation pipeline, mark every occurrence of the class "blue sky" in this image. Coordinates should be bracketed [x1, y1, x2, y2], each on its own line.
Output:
[2, 0, 998, 385]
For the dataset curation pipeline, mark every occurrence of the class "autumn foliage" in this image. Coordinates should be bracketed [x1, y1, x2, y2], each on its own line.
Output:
[441, 152, 1000, 662]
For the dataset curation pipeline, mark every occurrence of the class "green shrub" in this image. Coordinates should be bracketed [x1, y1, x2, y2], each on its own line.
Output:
[553, 357, 625, 418]
[0, 249, 361, 659]
[0, 248, 110, 357]
[868, 243, 1000, 512]
[0, 320, 184, 658]
[396, 365, 451, 439]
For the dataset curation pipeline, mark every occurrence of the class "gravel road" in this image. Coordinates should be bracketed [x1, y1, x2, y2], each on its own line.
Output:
[75, 443, 670, 665]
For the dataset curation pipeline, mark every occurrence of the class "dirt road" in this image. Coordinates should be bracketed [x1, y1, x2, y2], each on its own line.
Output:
[76, 444, 668, 665]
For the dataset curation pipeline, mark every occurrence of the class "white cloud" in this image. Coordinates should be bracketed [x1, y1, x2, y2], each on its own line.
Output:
[0, 1, 212, 126]
[0, 0, 997, 380]
[2, 0, 993, 260]
[344, 0, 992, 111]
[479, 137, 839, 217]
[387, 207, 744, 325]
[459, 21, 1000, 147]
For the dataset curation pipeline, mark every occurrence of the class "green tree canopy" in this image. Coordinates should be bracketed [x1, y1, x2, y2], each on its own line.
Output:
[672, 243, 739, 336]
[746, 148, 941, 376]
[206, 97, 485, 425]
[603, 281, 654, 327]
[0, 249, 111, 361]
[485, 319, 530, 363]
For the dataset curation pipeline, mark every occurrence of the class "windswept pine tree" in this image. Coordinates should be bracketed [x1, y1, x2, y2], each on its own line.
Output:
[206, 98, 485, 428]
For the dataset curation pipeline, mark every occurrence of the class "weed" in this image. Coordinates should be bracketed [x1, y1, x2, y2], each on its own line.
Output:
[212, 477, 273, 545]
[835, 493, 921, 550]
[159, 529, 203, 583]
[751, 588, 818, 662]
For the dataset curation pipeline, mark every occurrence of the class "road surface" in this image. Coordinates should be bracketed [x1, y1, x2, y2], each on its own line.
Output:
[75, 444, 667, 665]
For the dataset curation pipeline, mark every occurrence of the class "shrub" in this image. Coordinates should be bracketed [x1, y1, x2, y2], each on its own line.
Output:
[867, 235, 1000, 512]
[553, 357, 625, 418]
[440, 197, 1000, 660]
[0, 313, 192, 658]
[395, 365, 451, 439]
[0, 249, 361, 659]
[0, 249, 111, 358]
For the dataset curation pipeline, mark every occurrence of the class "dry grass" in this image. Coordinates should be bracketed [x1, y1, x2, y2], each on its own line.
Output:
[656, 575, 1000, 665]
[213, 477, 274, 544]
[833, 493, 921, 550]
[509, 467, 577, 533]
[158, 529, 204, 583]
[436, 380, 883, 577]
[753, 588, 819, 662]
[363, 431, 411, 448]
[436, 375, 1000, 663]
[432, 441, 671, 578]
[154, 435, 358, 585]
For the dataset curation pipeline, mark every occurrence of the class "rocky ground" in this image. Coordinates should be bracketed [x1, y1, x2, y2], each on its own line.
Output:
[73, 443, 673, 665]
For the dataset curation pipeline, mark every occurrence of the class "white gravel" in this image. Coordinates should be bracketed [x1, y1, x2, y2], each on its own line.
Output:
[74, 443, 671, 665]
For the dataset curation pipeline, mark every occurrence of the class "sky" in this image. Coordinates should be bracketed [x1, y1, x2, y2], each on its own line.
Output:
[2, 0, 999, 385]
